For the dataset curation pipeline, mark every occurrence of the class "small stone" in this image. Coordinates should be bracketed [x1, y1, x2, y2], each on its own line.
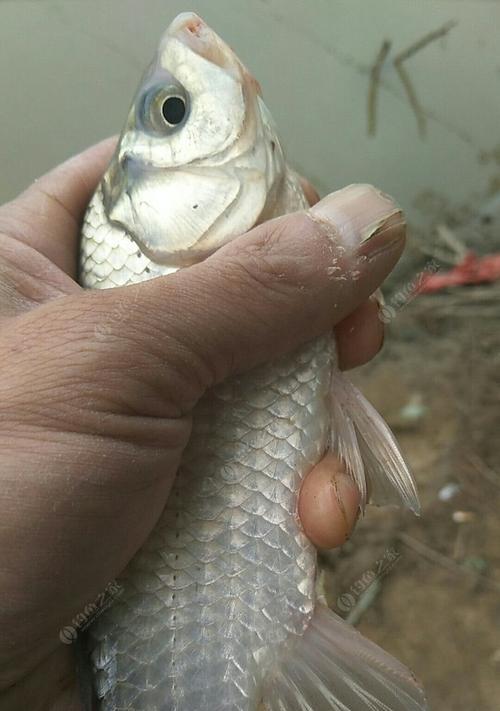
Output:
[438, 482, 461, 502]
[452, 510, 475, 523]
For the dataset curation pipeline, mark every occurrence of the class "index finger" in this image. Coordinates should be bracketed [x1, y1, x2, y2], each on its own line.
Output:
[0, 137, 116, 278]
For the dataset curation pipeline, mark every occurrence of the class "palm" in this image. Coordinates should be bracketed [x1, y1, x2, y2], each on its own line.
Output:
[0, 138, 191, 697]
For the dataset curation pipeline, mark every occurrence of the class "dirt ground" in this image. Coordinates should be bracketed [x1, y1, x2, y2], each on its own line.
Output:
[320, 281, 500, 710]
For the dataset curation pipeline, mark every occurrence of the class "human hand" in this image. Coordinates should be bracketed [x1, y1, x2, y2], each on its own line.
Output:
[0, 139, 404, 708]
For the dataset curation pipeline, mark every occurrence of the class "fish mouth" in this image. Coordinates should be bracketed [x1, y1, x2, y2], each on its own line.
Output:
[164, 12, 246, 78]
[166, 12, 232, 69]
[165, 12, 261, 94]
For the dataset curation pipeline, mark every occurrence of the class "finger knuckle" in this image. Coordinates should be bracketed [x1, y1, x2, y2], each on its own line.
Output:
[229, 217, 309, 296]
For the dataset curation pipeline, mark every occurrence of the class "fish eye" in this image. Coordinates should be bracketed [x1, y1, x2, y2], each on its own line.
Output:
[137, 79, 189, 134]
[161, 96, 186, 126]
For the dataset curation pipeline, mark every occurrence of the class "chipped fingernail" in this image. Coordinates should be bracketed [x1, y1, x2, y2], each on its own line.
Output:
[308, 183, 405, 253]
[370, 288, 386, 308]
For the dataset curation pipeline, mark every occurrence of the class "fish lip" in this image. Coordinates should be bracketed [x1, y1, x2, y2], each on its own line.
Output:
[164, 11, 239, 75]
[167, 11, 206, 39]
[164, 12, 263, 97]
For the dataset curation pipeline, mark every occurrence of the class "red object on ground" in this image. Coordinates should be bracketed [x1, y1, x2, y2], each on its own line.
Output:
[420, 252, 500, 293]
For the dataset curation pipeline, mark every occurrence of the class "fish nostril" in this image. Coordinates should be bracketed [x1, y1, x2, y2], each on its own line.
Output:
[119, 154, 129, 172]
[185, 18, 204, 36]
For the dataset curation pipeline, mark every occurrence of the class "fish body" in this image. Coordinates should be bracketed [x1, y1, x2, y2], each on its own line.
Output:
[80, 13, 427, 711]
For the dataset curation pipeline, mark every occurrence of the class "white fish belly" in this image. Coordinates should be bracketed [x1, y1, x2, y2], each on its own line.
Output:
[88, 334, 333, 710]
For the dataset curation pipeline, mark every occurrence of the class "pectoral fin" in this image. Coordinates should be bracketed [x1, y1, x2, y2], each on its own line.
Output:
[330, 369, 420, 514]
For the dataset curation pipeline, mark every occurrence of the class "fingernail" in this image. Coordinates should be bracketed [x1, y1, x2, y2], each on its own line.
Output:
[369, 290, 387, 350]
[370, 288, 386, 308]
[309, 184, 405, 253]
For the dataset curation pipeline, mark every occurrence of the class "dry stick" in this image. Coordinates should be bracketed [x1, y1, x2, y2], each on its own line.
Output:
[367, 40, 391, 136]
[398, 532, 500, 593]
[467, 452, 500, 490]
[435, 224, 468, 261]
[393, 20, 458, 137]
[346, 579, 382, 626]
[411, 236, 457, 266]
[393, 62, 427, 137]
[413, 224, 466, 265]
[414, 284, 500, 318]
[394, 20, 457, 65]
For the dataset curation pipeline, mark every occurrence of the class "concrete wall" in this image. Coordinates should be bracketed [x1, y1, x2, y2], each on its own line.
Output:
[1, 0, 499, 231]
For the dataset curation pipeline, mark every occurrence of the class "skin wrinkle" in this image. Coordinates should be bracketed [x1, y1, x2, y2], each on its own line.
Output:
[0, 279, 33, 317]
[193, 217, 357, 361]
[0, 296, 196, 446]
[0, 378, 191, 449]
[25, 139, 118, 226]
[0, 355, 86, 414]
[138, 271, 244, 389]
[85, 279, 225, 408]
[305, 209, 344, 245]
[0, 235, 77, 306]
[6, 342, 185, 428]
[0, 430, 182, 496]
[0, 288, 198, 420]
[179, 270, 247, 380]
[115, 330, 214, 416]
[0, 206, 74, 276]
[0, 138, 117, 278]
[32, 185, 80, 234]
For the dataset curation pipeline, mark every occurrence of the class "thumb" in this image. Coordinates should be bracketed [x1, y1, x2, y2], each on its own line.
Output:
[82, 183, 404, 416]
[3, 184, 404, 427]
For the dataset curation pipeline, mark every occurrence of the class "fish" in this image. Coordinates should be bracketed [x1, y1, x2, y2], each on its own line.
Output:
[79, 11, 428, 711]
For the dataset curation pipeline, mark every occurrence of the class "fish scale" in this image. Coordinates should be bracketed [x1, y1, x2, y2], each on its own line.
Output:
[80, 11, 428, 711]
[81, 186, 170, 289]
[88, 319, 332, 709]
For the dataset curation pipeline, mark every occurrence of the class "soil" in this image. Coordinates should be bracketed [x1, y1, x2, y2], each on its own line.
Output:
[320, 281, 500, 711]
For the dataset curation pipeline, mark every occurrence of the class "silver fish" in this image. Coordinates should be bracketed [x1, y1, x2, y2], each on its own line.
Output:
[79, 12, 427, 711]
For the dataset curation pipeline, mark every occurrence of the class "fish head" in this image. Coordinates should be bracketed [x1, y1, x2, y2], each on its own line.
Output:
[102, 12, 286, 267]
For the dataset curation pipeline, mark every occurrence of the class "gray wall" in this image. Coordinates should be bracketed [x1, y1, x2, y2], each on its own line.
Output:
[1, 0, 499, 231]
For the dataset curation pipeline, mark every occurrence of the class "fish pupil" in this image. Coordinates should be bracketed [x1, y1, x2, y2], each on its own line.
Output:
[161, 96, 186, 126]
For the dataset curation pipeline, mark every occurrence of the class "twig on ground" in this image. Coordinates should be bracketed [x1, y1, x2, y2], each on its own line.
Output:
[467, 452, 500, 490]
[398, 532, 500, 593]
[346, 580, 382, 626]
